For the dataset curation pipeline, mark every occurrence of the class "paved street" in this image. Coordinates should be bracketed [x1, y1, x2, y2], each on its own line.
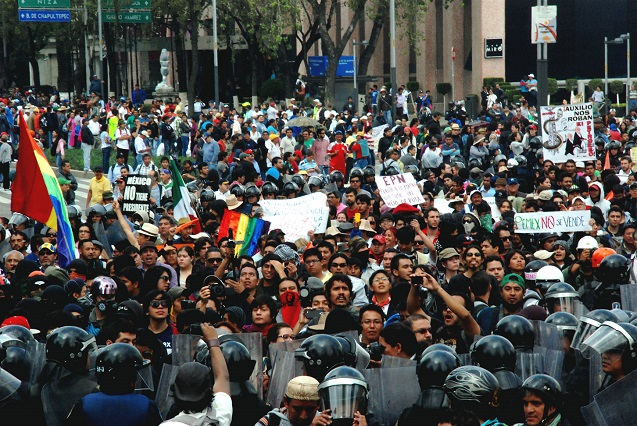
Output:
[0, 167, 94, 219]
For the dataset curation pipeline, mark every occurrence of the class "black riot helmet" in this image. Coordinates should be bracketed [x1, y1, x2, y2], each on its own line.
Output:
[417, 350, 461, 390]
[96, 343, 146, 394]
[308, 176, 323, 189]
[244, 185, 261, 200]
[230, 184, 245, 198]
[581, 322, 637, 374]
[1, 346, 31, 382]
[46, 326, 97, 373]
[422, 343, 461, 361]
[544, 282, 579, 314]
[295, 334, 345, 381]
[363, 166, 375, 179]
[494, 315, 535, 352]
[0, 325, 35, 346]
[524, 260, 548, 290]
[67, 205, 82, 220]
[261, 181, 278, 196]
[349, 168, 364, 182]
[283, 182, 299, 195]
[220, 339, 256, 382]
[330, 170, 344, 184]
[571, 309, 620, 351]
[546, 312, 579, 334]
[291, 175, 306, 189]
[200, 189, 216, 203]
[443, 366, 500, 412]
[598, 254, 632, 285]
[470, 335, 517, 372]
[521, 374, 562, 409]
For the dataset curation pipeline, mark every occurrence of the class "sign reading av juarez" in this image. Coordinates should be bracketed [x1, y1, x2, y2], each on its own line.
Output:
[102, 0, 151, 9]
[375, 173, 425, 208]
[122, 175, 152, 213]
[514, 210, 591, 234]
[103, 11, 151, 23]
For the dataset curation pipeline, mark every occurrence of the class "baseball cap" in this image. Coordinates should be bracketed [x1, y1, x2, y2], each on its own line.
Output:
[507, 178, 519, 185]
[39, 243, 56, 253]
[438, 248, 460, 260]
[501, 273, 526, 290]
[455, 235, 474, 247]
[139, 241, 158, 252]
[372, 235, 387, 245]
[245, 149, 254, 155]
[58, 177, 72, 185]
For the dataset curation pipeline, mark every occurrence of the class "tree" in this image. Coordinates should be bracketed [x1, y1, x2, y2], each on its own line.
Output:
[437, 83, 451, 107]
[610, 80, 625, 105]
[588, 78, 604, 97]
[547, 78, 558, 105]
[565, 78, 578, 103]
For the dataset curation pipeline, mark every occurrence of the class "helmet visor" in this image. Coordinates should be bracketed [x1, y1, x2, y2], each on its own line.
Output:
[0, 368, 20, 401]
[546, 295, 578, 314]
[581, 324, 629, 359]
[319, 379, 367, 419]
[571, 318, 600, 351]
[135, 360, 154, 391]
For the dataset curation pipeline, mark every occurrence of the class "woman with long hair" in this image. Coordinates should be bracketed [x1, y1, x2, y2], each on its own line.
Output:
[53, 129, 66, 170]
[139, 265, 172, 299]
[176, 246, 197, 288]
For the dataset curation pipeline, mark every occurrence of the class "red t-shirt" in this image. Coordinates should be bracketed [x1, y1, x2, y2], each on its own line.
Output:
[329, 143, 347, 174]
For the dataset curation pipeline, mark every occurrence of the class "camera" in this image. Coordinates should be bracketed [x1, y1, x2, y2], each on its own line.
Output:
[203, 275, 235, 298]
[188, 323, 203, 335]
[304, 308, 323, 320]
[181, 299, 195, 310]
[367, 342, 385, 361]
[411, 275, 423, 286]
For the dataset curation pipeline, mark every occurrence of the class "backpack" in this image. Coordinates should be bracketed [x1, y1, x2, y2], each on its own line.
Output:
[39, 114, 48, 130]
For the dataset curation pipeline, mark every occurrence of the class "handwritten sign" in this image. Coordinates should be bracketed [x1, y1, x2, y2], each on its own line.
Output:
[122, 175, 151, 213]
[260, 193, 329, 238]
[514, 210, 591, 234]
[375, 173, 425, 208]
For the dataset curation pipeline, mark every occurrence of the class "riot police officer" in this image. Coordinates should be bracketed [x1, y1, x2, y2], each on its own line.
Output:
[516, 374, 564, 426]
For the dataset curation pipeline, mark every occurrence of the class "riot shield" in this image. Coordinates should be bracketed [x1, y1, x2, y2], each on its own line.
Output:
[588, 352, 605, 401]
[27, 340, 46, 385]
[171, 334, 202, 367]
[531, 320, 564, 352]
[573, 300, 589, 319]
[155, 363, 180, 420]
[458, 353, 472, 366]
[135, 360, 155, 392]
[587, 368, 637, 424]
[535, 348, 564, 384]
[620, 284, 637, 312]
[580, 400, 609, 426]
[237, 332, 264, 399]
[0, 367, 20, 402]
[515, 351, 543, 381]
[265, 350, 304, 409]
[362, 366, 420, 426]
[381, 355, 416, 368]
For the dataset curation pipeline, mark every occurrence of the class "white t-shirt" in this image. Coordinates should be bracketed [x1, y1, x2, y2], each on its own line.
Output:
[135, 136, 148, 155]
[115, 128, 131, 150]
[160, 392, 233, 426]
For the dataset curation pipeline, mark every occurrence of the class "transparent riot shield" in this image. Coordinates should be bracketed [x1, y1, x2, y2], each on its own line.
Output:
[573, 300, 589, 320]
[265, 350, 304, 409]
[26, 340, 46, 385]
[515, 351, 543, 381]
[531, 320, 564, 352]
[536, 348, 564, 384]
[362, 366, 420, 426]
[381, 355, 416, 368]
[0, 367, 20, 402]
[135, 360, 155, 392]
[588, 352, 605, 402]
[155, 363, 180, 420]
[580, 400, 609, 426]
[171, 334, 202, 367]
[239, 332, 264, 399]
[620, 284, 637, 312]
[588, 368, 637, 424]
[458, 353, 472, 366]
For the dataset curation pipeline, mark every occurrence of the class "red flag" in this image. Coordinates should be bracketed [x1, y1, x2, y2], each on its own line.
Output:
[604, 150, 610, 170]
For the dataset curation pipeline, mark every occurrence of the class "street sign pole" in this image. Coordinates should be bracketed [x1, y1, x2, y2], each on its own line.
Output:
[97, 0, 105, 99]
[451, 47, 456, 102]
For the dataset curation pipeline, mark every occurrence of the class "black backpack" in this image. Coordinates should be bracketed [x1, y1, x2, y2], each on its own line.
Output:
[50, 140, 57, 157]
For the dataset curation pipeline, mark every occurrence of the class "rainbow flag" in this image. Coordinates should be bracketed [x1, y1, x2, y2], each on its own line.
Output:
[218, 209, 266, 256]
[12, 111, 76, 267]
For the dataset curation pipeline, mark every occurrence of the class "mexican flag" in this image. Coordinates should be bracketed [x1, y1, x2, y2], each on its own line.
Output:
[170, 159, 202, 233]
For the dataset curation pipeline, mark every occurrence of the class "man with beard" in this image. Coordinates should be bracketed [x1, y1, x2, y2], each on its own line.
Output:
[404, 314, 433, 356]
[476, 273, 525, 335]
[8, 231, 28, 256]
[448, 244, 484, 293]
[343, 187, 358, 220]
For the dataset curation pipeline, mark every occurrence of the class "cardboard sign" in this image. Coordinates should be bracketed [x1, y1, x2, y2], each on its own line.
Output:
[122, 175, 152, 213]
[375, 173, 425, 208]
[514, 210, 592, 234]
[541, 103, 595, 163]
[260, 193, 329, 238]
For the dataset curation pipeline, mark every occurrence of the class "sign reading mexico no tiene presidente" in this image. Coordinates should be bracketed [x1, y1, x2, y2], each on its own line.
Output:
[514, 210, 592, 234]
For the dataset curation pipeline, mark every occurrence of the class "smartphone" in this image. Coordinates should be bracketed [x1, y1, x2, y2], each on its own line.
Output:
[305, 308, 323, 320]
[354, 212, 361, 223]
[411, 275, 424, 285]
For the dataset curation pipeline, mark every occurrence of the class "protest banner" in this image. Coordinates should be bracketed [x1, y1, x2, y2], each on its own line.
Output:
[375, 173, 425, 208]
[121, 175, 152, 213]
[541, 103, 595, 163]
[260, 193, 329, 241]
[514, 210, 592, 234]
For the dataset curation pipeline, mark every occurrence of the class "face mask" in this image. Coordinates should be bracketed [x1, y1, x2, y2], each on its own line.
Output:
[463, 221, 475, 234]
[96, 299, 117, 314]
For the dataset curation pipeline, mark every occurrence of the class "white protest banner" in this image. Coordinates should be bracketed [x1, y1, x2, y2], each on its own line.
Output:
[514, 210, 591, 234]
[372, 124, 388, 143]
[463, 196, 501, 219]
[541, 103, 595, 163]
[375, 173, 425, 208]
[122, 175, 152, 213]
[260, 192, 329, 238]
[266, 215, 316, 244]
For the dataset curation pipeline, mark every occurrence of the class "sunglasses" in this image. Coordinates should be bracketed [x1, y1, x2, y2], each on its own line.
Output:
[331, 262, 347, 268]
[414, 240, 425, 245]
[500, 236, 511, 241]
[159, 275, 171, 281]
[207, 257, 223, 263]
[149, 300, 169, 308]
